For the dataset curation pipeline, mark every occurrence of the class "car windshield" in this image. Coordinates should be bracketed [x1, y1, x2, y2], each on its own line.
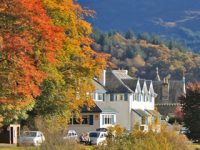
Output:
[22, 132, 37, 137]
[89, 132, 100, 138]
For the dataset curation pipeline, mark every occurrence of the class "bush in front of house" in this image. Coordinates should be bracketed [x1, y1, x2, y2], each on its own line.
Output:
[94, 125, 194, 150]
[23, 116, 87, 150]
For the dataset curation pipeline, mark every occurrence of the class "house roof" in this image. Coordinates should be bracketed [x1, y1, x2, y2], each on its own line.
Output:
[145, 109, 160, 117]
[96, 102, 117, 114]
[146, 80, 152, 91]
[169, 81, 184, 103]
[112, 70, 132, 79]
[105, 70, 132, 93]
[132, 109, 150, 118]
[81, 105, 102, 113]
[92, 79, 106, 93]
[153, 80, 184, 103]
[81, 102, 117, 114]
[121, 79, 138, 92]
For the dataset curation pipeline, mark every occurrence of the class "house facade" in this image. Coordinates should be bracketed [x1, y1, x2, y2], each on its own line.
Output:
[68, 69, 159, 135]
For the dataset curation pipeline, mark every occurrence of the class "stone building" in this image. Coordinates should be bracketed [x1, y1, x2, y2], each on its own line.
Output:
[153, 68, 186, 117]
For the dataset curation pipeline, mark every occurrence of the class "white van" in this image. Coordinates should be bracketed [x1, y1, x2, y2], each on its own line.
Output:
[89, 131, 107, 145]
[19, 131, 45, 146]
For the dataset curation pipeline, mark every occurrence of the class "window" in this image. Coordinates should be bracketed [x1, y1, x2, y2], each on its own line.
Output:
[72, 118, 80, 124]
[144, 95, 146, 102]
[69, 115, 93, 125]
[102, 115, 115, 125]
[133, 94, 137, 101]
[68, 117, 80, 125]
[98, 93, 104, 101]
[82, 115, 89, 124]
[136, 94, 140, 101]
[115, 94, 124, 101]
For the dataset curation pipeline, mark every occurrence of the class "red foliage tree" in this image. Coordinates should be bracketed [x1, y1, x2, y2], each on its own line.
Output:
[0, 0, 64, 123]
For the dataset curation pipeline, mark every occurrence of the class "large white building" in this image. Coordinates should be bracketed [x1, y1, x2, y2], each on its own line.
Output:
[68, 69, 160, 135]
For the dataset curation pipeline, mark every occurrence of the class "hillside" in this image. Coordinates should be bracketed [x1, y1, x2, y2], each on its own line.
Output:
[91, 29, 200, 81]
[79, 0, 200, 52]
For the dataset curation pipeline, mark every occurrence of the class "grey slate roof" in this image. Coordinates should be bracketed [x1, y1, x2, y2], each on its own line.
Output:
[153, 81, 163, 102]
[121, 79, 138, 92]
[81, 105, 102, 113]
[169, 81, 184, 103]
[92, 79, 106, 93]
[146, 80, 152, 91]
[105, 70, 132, 93]
[153, 80, 184, 104]
[132, 109, 150, 118]
[96, 102, 117, 113]
[112, 70, 132, 79]
[145, 109, 160, 117]
[81, 102, 117, 114]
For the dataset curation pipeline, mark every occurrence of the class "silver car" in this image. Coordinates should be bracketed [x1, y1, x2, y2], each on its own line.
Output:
[63, 130, 78, 140]
[19, 131, 45, 146]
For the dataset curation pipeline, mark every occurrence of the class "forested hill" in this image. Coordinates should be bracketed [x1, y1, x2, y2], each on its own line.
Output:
[79, 0, 200, 52]
[91, 29, 200, 81]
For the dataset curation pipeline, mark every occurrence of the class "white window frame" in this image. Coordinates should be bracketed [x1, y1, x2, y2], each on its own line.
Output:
[102, 114, 115, 125]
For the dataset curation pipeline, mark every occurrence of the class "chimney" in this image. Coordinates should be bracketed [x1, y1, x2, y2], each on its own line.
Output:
[162, 77, 169, 101]
[99, 70, 106, 86]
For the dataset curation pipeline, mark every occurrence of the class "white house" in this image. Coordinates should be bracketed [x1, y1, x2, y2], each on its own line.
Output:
[68, 69, 160, 135]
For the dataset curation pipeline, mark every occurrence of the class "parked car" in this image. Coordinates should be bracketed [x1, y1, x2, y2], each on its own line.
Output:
[96, 128, 108, 132]
[19, 131, 45, 146]
[89, 131, 107, 145]
[63, 130, 78, 140]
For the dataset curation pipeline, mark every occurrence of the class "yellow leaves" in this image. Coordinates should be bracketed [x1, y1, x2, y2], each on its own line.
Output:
[77, 20, 92, 35]
[0, 115, 3, 127]
[108, 124, 125, 137]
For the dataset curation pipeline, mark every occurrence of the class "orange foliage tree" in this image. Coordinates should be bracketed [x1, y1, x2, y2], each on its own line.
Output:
[31, 0, 108, 120]
[0, 0, 64, 124]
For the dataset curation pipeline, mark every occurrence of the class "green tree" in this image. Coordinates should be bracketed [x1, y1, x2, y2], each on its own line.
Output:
[179, 83, 200, 142]
[125, 29, 135, 39]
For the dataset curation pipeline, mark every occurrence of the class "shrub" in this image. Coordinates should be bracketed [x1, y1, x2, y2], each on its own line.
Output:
[24, 116, 86, 150]
[94, 125, 194, 150]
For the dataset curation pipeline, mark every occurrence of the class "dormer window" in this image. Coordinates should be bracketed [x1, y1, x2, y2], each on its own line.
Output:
[136, 93, 140, 101]
[97, 93, 104, 101]
[133, 94, 136, 101]
[144, 95, 146, 102]
[115, 94, 124, 101]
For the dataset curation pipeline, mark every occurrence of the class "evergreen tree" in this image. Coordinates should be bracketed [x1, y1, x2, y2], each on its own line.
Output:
[125, 29, 135, 39]
[179, 83, 200, 142]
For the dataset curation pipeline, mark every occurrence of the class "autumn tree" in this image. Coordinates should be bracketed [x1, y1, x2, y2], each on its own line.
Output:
[174, 105, 184, 123]
[29, 0, 108, 121]
[0, 0, 64, 124]
[179, 83, 200, 142]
